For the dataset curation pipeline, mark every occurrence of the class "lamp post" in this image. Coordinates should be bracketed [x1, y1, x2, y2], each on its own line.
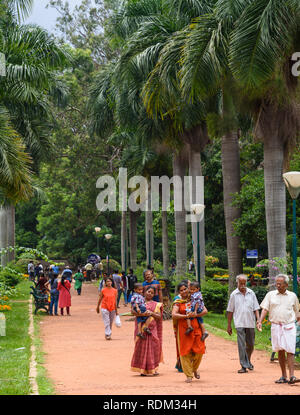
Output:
[105, 233, 112, 275]
[95, 227, 101, 256]
[191, 203, 205, 287]
[283, 171, 300, 294]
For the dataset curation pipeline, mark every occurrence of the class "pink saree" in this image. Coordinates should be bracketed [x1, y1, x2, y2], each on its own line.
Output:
[131, 300, 163, 375]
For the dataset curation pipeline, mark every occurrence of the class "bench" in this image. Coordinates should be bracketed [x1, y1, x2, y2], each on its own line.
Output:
[30, 286, 50, 314]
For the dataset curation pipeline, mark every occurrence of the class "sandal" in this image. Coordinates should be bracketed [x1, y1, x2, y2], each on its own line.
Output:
[185, 377, 193, 383]
[275, 376, 288, 384]
[194, 371, 200, 379]
[288, 376, 300, 384]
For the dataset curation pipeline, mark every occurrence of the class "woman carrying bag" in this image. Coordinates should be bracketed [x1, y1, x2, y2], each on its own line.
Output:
[96, 277, 119, 340]
[57, 275, 72, 316]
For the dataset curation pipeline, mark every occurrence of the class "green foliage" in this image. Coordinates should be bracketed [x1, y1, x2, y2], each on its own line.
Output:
[102, 258, 121, 274]
[250, 286, 268, 304]
[205, 267, 228, 279]
[202, 280, 228, 314]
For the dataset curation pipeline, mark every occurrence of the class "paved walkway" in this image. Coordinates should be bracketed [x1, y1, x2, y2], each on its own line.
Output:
[39, 283, 300, 395]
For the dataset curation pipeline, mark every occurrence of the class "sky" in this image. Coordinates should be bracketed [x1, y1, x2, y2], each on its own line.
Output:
[25, 0, 84, 33]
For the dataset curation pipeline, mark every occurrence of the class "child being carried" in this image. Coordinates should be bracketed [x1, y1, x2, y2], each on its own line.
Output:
[185, 281, 209, 341]
[131, 283, 153, 339]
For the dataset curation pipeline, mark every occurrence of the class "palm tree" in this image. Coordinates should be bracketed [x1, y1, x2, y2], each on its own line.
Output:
[178, 5, 247, 292]
[228, 0, 300, 286]
[0, 106, 32, 264]
[114, 0, 213, 278]
[0, 12, 70, 263]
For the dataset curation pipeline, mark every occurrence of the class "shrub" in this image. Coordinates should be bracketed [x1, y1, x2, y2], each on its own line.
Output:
[201, 280, 228, 314]
[251, 286, 268, 304]
[205, 267, 228, 279]
[101, 258, 121, 274]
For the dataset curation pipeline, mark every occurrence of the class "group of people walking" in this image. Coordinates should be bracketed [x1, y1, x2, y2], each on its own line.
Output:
[97, 269, 300, 385]
[29, 262, 86, 316]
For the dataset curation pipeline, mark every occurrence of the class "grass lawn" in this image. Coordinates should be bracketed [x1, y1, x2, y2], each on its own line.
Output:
[205, 312, 272, 353]
[0, 279, 55, 395]
[205, 312, 300, 365]
[0, 280, 32, 395]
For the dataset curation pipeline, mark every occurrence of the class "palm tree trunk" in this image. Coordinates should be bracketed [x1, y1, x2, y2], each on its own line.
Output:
[145, 191, 154, 267]
[188, 146, 205, 281]
[221, 131, 243, 294]
[7, 204, 15, 263]
[263, 132, 286, 289]
[173, 150, 188, 275]
[129, 210, 139, 270]
[0, 206, 8, 267]
[161, 209, 169, 277]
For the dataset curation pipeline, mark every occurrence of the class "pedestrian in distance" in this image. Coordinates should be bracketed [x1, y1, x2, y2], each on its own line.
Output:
[112, 269, 123, 308]
[226, 274, 260, 373]
[257, 274, 300, 384]
[121, 271, 128, 306]
[28, 261, 35, 281]
[57, 274, 72, 316]
[96, 277, 118, 340]
[142, 269, 163, 303]
[62, 266, 73, 283]
[36, 272, 49, 296]
[98, 272, 109, 292]
[127, 269, 137, 303]
[85, 262, 93, 281]
[74, 268, 84, 295]
[47, 273, 59, 316]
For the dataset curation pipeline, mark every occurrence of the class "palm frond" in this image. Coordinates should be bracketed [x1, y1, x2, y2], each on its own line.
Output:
[229, 0, 298, 88]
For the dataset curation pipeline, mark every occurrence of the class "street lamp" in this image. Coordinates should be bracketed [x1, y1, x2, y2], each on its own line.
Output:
[283, 171, 300, 294]
[95, 227, 101, 256]
[191, 203, 205, 286]
[105, 233, 112, 275]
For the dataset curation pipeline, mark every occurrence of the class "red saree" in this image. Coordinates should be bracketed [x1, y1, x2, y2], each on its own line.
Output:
[131, 300, 163, 375]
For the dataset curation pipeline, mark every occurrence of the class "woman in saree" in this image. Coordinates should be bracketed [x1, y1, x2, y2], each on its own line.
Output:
[131, 286, 163, 376]
[172, 281, 207, 383]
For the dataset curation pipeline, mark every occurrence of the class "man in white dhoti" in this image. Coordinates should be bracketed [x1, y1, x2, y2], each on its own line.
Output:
[257, 274, 300, 384]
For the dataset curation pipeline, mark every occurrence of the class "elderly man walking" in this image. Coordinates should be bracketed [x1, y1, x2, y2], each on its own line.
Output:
[257, 274, 300, 384]
[227, 274, 260, 373]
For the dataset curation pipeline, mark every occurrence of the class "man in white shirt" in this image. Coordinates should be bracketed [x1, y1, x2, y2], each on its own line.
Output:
[227, 274, 260, 373]
[257, 274, 300, 384]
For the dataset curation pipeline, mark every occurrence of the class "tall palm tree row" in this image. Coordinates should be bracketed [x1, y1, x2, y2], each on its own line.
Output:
[90, 0, 300, 287]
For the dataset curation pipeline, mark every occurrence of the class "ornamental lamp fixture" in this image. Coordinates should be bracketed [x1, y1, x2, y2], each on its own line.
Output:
[282, 171, 300, 199]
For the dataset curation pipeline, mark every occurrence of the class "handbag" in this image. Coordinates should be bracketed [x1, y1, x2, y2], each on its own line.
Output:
[115, 314, 122, 328]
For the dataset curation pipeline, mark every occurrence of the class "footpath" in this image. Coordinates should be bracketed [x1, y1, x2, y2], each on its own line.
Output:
[39, 283, 300, 395]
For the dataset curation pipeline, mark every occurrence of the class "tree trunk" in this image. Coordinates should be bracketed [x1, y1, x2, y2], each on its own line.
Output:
[188, 146, 205, 281]
[173, 150, 188, 276]
[145, 191, 154, 267]
[264, 132, 286, 289]
[0, 206, 8, 267]
[161, 209, 169, 277]
[129, 210, 139, 270]
[7, 204, 15, 263]
[221, 131, 243, 295]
